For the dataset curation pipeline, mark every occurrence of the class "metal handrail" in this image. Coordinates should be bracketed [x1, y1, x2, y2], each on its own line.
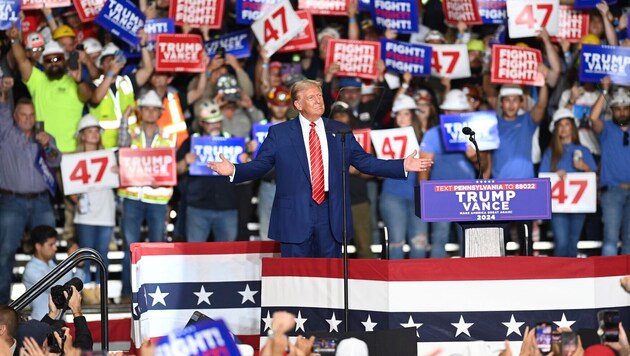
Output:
[9, 248, 109, 352]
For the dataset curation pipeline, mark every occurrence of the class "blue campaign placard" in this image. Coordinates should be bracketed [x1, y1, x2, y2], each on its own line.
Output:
[190, 136, 246, 176]
[251, 123, 271, 158]
[418, 178, 552, 222]
[574, 0, 616, 9]
[371, 0, 418, 34]
[439, 111, 500, 152]
[477, 0, 506, 25]
[579, 44, 630, 86]
[0, 0, 20, 31]
[95, 0, 145, 47]
[144, 18, 175, 51]
[573, 105, 592, 122]
[154, 319, 241, 356]
[235, 0, 280, 25]
[358, 0, 370, 12]
[380, 38, 431, 76]
[204, 30, 251, 59]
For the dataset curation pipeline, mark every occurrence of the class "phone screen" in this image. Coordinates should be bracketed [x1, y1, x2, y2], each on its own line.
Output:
[312, 338, 338, 355]
[598, 310, 620, 343]
[536, 322, 552, 353]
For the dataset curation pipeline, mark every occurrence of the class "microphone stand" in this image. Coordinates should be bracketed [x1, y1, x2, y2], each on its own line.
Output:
[468, 133, 482, 179]
[339, 130, 350, 333]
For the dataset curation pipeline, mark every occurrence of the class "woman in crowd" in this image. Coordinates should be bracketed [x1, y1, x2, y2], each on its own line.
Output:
[540, 109, 597, 257]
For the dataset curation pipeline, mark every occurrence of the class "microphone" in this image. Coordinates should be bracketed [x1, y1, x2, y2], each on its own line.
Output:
[462, 127, 482, 179]
[462, 127, 475, 136]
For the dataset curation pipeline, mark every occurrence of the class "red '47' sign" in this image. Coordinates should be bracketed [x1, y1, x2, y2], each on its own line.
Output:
[506, 0, 559, 38]
[118, 148, 177, 187]
[538, 172, 596, 213]
[430, 44, 471, 79]
[353, 128, 372, 154]
[251, 0, 305, 56]
[369, 127, 418, 160]
[60, 150, 120, 195]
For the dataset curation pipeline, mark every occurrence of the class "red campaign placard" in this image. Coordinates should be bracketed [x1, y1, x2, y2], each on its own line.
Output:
[325, 39, 380, 80]
[22, 0, 70, 10]
[549, 6, 589, 43]
[298, 0, 347, 16]
[74, 0, 106, 22]
[155, 34, 205, 73]
[277, 10, 316, 53]
[490, 44, 545, 87]
[353, 128, 372, 154]
[118, 148, 176, 187]
[442, 0, 483, 25]
[168, 0, 223, 28]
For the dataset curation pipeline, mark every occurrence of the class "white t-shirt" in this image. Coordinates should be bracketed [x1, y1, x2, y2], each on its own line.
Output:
[74, 189, 116, 226]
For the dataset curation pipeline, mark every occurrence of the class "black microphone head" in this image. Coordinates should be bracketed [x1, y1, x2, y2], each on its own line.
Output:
[462, 127, 475, 135]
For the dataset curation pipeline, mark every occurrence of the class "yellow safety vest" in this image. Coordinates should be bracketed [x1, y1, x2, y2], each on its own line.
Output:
[89, 75, 137, 149]
[117, 124, 177, 205]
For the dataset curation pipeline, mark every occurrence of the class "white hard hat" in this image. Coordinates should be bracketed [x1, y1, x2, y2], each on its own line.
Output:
[335, 338, 368, 356]
[499, 85, 524, 98]
[97, 42, 121, 67]
[75, 114, 103, 137]
[82, 38, 103, 55]
[549, 108, 579, 132]
[610, 89, 630, 108]
[440, 89, 470, 111]
[392, 94, 418, 114]
[41, 41, 64, 57]
[138, 90, 164, 109]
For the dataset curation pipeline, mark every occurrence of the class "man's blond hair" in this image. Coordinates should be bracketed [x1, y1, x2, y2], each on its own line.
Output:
[290, 80, 322, 110]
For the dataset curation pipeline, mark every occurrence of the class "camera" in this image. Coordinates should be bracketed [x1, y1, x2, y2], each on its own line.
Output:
[50, 277, 83, 310]
[47, 328, 66, 354]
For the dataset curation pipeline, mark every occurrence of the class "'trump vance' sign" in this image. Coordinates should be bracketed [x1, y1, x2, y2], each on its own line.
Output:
[579, 44, 630, 86]
[95, 0, 145, 46]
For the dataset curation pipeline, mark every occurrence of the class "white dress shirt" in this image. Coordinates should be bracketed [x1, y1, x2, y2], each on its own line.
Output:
[298, 115, 329, 191]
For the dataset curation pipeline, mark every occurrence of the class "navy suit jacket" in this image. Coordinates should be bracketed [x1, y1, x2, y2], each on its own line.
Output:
[234, 117, 406, 244]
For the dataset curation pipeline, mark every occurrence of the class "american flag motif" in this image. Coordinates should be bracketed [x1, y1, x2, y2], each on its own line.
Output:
[261, 256, 630, 354]
[130, 241, 281, 348]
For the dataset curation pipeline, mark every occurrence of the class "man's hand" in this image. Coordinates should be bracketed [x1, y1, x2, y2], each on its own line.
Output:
[6, 24, 19, 40]
[607, 322, 630, 356]
[48, 293, 61, 319]
[207, 153, 235, 176]
[35, 131, 51, 148]
[66, 286, 82, 317]
[403, 150, 433, 172]
[185, 152, 197, 165]
[2, 77, 14, 92]
[620, 275, 630, 293]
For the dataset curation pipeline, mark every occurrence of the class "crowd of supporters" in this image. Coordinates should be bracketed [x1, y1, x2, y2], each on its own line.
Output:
[0, 0, 629, 311]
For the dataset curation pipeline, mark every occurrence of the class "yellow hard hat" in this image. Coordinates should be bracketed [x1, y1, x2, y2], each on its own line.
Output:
[580, 34, 601, 46]
[467, 39, 485, 52]
[53, 25, 76, 40]
[515, 42, 529, 48]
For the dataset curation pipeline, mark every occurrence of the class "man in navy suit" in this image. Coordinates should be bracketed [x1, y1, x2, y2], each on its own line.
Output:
[209, 80, 433, 257]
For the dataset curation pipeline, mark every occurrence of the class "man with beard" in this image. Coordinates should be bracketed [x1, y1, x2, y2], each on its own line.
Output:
[589, 78, 630, 256]
[7, 26, 93, 153]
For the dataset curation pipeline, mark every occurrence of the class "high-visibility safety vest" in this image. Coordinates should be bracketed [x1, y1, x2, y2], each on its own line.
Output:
[89, 75, 137, 149]
[117, 124, 177, 205]
[157, 90, 189, 149]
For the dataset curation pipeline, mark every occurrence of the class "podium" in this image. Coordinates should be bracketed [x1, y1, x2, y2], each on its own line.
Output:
[415, 178, 552, 257]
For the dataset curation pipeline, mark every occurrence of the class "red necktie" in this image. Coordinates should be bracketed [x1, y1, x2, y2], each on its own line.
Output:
[309, 122, 325, 204]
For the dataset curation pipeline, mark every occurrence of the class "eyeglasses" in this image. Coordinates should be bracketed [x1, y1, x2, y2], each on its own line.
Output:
[624, 131, 629, 147]
[44, 56, 64, 64]
[28, 47, 44, 53]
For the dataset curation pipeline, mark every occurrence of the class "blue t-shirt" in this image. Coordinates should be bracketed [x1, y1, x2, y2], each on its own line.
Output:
[382, 172, 417, 200]
[599, 121, 630, 188]
[492, 112, 537, 179]
[420, 126, 476, 180]
[539, 143, 597, 173]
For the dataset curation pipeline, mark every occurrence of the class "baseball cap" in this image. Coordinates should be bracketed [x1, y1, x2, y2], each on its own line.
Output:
[440, 89, 470, 111]
[339, 77, 362, 88]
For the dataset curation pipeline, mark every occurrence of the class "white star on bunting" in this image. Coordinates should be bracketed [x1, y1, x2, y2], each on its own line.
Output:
[148, 286, 169, 307]
[238, 284, 259, 304]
